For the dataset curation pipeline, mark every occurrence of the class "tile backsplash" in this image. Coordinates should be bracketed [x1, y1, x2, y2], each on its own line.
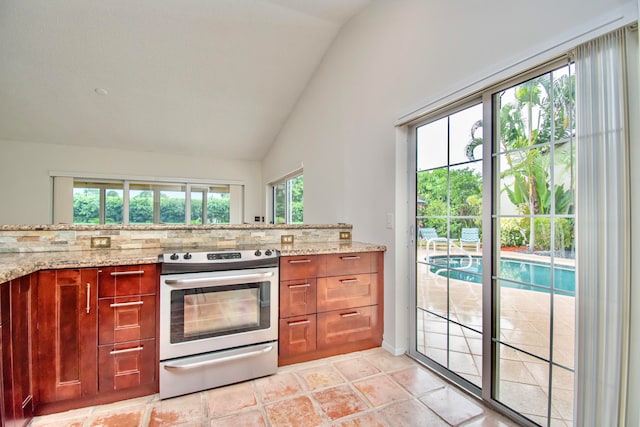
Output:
[0, 224, 352, 253]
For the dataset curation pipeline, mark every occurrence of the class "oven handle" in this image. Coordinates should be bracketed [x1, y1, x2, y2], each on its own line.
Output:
[163, 271, 274, 287]
[162, 345, 274, 371]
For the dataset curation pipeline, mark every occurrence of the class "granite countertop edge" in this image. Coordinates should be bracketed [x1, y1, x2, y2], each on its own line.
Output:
[0, 241, 387, 283]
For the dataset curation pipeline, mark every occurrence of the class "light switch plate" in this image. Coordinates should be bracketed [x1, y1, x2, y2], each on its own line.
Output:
[91, 236, 111, 249]
[339, 231, 351, 240]
[281, 234, 294, 244]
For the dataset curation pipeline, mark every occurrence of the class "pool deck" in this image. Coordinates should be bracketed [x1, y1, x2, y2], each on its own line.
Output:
[415, 246, 575, 426]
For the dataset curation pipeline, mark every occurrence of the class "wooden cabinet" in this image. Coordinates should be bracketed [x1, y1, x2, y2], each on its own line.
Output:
[36, 269, 98, 408]
[0, 275, 35, 427]
[34, 264, 158, 415]
[96, 265, 157, 395]
[278, 251, 383, 366]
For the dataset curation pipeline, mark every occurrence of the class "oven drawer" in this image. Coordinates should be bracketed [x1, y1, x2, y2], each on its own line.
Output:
[159, 342, 277, 399]
[98, 295, 156, 345]
[280, 278, 316, 317]
[325, 252, 375, 276]
[99, 264, 157, 297]
[280, 256, 321, 280]
[98, 339, 156, 392]
[317, 305, 379, 349]
[316, 273, 377, 312]
[278, 315, 317, 357]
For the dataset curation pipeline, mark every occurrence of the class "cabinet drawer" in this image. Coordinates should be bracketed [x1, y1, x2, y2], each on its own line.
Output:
[280, 279, 316, 317]
[317, 305, 378, 349]
[98, 295, 156, 345]
[98, 339, 156, 392]
[279, 256, 320, 281]
[316, 273, 377, 312]
[325, 252, 375, 276]
[278, 315, 316, 357]
[98, 264, 157, 297]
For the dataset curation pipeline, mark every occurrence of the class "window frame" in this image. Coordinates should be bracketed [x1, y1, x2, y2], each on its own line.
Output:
[67, 177, 236, 225]
[270, 171, 303, 225]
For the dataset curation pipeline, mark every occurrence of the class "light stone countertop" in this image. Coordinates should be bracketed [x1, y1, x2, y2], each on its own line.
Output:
[0, 241, 386, 283]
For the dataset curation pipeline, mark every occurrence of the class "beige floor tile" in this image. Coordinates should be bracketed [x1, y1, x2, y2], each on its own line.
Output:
[87, 407, 146, 427]
[353, 375, 410, 407]
[419, 386, 484, 426]
[254, 371, 303, 403]
[205, 382, 257, 417]
[296, 364, 345, 390]
[333, 357, 381, 381]
[378, 400, 447, 427]
[312, 385, 369, 421]
[209, 410, 267, 427]
[264, 396, 324, 427]
[389, 366, 445, 396]
[148, 393, 203, 427]
[331, 412, 388, 427]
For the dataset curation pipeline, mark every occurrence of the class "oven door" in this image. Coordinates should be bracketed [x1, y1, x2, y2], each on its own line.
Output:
[160, 266, 278, 360]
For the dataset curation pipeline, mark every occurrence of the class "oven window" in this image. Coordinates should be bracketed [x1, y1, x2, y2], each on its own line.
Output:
[170, 282, 270, 343]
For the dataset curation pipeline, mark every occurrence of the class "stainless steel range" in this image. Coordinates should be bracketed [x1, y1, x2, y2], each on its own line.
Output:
[158, 248, 279, 399]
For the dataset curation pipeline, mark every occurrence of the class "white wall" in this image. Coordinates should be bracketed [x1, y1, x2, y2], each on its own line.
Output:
[0, 139, 263, 224]
[262, 0, 636, 357]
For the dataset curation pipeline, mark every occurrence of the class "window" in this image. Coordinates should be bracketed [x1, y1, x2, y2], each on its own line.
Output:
[272, 173, 303, 224]
[72, 179, 232, 225]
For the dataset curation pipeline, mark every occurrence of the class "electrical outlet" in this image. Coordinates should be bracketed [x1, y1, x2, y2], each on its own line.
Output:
[339, 231, 351, 240]
[281, 234, 294, 244]
[91, 236, 111, 249]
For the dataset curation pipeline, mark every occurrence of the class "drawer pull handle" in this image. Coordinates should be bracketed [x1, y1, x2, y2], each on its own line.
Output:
[110, 346, 144, 355]
[288, 283, 311, 289]
[288, 320, 311, 326]
[341, 312, 360, 318]
[110, 301, 144, 308]
[340, 278, 359, 284]
[110, 270, 145, 277]
[86, 283, 91, 314]
[341, 256, 361, 260]
[289, 259, 311, 264]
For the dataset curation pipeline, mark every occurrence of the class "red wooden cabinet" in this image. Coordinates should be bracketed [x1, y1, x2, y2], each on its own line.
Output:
[36, 269, 98, 407]
[96, 265, 157, 395]
[278, 252, 383, 366]
[34, 264, 158, 415]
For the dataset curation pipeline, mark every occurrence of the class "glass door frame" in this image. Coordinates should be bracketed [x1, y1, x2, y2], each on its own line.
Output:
[407, 57, 572, 427]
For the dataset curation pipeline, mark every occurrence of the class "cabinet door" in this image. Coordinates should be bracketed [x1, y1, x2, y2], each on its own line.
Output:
[316, 305, 379, 349]
[37, 269, 98, 403]
[10, 275, 34, 424]
[280, 279, 316, 317]
[98, 340, 156, 393]
[98, 295, 156, 345]
[278, 315, 316, 358]
[0, 281, 11, 426]
[316, 273, 378, 312]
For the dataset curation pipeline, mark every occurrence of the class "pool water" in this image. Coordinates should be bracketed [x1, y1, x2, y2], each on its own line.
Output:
[428, 256, 575, 294]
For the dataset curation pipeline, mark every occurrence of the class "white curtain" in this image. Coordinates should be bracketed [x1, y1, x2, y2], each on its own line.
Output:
[575, 27, 631, 426]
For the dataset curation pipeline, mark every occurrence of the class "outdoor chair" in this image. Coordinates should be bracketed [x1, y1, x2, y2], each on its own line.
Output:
[459, 227, 480, 252]
[418, 227, 448, 251]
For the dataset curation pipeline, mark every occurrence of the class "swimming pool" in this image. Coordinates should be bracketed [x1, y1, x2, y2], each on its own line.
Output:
[428, 256, 575, 294]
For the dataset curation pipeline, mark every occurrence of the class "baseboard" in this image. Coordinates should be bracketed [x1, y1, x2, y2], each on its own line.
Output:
[382, 339, 407, 356]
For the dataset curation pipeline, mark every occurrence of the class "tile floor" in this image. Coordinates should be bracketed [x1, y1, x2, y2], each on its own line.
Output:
[28, 348, 519, 427]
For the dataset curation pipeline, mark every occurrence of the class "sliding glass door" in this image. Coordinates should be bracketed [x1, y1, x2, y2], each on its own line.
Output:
[410, 61, 576, 427]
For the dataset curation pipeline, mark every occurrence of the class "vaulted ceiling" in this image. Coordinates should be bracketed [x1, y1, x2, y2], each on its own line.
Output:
[0, 0, 371, 160]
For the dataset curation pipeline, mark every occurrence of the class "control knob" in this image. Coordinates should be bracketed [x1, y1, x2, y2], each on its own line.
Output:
[183, 252, 192, 260]
[265, 249, 272, 256]
[170, 253, 179, 260]
[254, 250, 262, 256]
